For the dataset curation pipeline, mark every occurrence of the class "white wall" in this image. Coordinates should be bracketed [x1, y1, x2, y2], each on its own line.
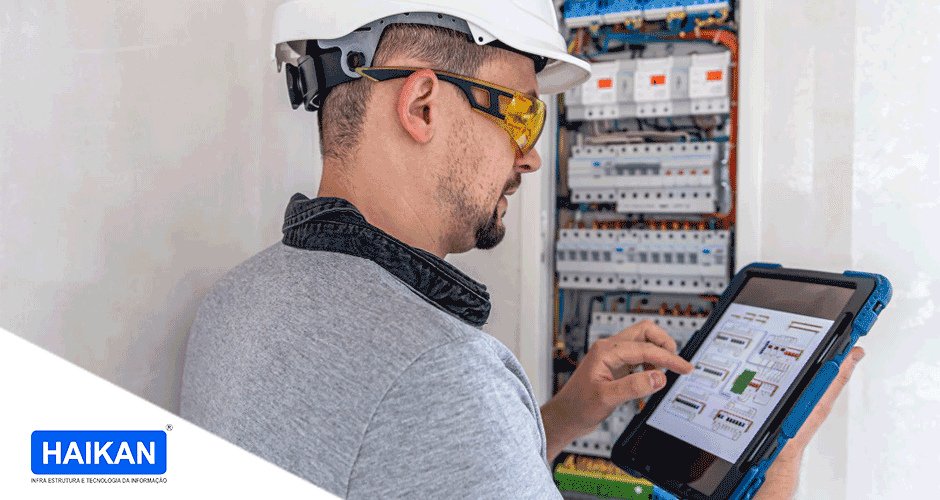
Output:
[1, 1, 322, 413]
[849, 0, 940, 496]
[738, 0, 940, 497]
[740, 2, 856, 498]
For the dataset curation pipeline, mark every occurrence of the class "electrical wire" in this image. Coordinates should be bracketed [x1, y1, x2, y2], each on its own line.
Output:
[590, 119, 690, 143]
[672, 29, 739, 228]
[640, 118, 703, 140]
[583, 295, 602, 355]
[584, 131, 689, 143]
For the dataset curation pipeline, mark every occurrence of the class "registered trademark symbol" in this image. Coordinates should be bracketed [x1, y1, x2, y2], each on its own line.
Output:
[166, 424, 173, 431]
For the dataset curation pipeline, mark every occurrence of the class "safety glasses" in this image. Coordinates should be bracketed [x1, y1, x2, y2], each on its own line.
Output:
[355, 67, 546, 158]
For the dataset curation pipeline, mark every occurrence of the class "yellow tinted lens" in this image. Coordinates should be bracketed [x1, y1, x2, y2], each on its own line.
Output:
[502, 94, 545, 156]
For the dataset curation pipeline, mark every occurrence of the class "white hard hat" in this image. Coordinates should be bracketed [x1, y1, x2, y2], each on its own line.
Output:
[271, 0, 591, 111]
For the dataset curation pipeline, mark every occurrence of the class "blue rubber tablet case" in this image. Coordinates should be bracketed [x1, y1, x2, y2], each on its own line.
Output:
[610, 263, 892, 500]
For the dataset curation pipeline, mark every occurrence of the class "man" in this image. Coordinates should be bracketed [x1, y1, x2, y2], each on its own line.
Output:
[180, 1, 864, 498]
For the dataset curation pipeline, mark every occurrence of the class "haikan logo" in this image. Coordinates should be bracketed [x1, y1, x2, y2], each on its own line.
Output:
[31, 431, 167, 474]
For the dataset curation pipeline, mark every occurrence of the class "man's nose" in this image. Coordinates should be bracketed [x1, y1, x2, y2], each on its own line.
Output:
[516, 146, 542, 173]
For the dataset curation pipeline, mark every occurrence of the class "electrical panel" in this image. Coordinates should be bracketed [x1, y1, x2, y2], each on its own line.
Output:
[550, 1, 739, 497]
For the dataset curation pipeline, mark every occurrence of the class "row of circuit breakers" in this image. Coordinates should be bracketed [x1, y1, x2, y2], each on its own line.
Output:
[557, 228, 730, 294]
[567, 141, 725, 213]
[564, 52, 732, 120]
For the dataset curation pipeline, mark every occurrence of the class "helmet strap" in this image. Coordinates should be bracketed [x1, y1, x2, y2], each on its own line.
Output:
[282, 12, 546, 112]
[286, 47, 359, 112]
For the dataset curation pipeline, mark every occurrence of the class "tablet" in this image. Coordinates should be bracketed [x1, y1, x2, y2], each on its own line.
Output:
[610, 263, 891, 500]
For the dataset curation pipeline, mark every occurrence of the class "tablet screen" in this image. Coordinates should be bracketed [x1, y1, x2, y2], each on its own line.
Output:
[642, 277, 854, 494]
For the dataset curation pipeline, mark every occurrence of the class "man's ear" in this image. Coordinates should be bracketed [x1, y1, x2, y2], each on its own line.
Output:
[397, 69, 439, 145]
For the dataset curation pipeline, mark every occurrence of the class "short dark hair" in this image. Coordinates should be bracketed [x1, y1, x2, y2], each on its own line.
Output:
[317, 24, 506, 164]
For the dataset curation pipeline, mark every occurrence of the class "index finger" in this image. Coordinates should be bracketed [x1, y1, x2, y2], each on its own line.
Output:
[600, 341, 694, 376]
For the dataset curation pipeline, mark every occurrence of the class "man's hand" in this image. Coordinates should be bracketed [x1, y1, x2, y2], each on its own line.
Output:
[753, 346, 866, 500]
[541, 320, 693, 461]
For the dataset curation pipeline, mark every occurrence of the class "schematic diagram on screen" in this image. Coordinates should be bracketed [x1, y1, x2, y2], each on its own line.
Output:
[648, 303, 834, 462]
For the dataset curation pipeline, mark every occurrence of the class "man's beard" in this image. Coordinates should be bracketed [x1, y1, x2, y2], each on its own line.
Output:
[473, 203, 504, 250]
[436, 171, 519, 252]
[470, 172, 519, 250]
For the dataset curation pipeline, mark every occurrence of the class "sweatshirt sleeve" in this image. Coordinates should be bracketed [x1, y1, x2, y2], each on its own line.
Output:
[345, 338, 563, 500]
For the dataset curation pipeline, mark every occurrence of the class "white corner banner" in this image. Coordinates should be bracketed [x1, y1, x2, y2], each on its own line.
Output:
[0, 327, 340, 499]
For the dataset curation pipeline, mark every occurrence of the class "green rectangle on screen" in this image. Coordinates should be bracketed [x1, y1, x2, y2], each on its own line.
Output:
[731, 370, 757, 394]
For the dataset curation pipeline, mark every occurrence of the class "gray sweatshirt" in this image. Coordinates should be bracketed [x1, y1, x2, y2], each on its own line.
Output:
[180, 242, 561, 499]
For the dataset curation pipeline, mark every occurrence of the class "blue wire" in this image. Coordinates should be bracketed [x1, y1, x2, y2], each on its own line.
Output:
[578, 28, 734, 59]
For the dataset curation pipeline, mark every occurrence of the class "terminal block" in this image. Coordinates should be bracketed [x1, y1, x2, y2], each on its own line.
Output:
[568, 141, 722, 214]
[563, 0, 731, 28]
[556, 228, 730, 294]
[553, 454, 655, 499]
[564, 52, 731, 120]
